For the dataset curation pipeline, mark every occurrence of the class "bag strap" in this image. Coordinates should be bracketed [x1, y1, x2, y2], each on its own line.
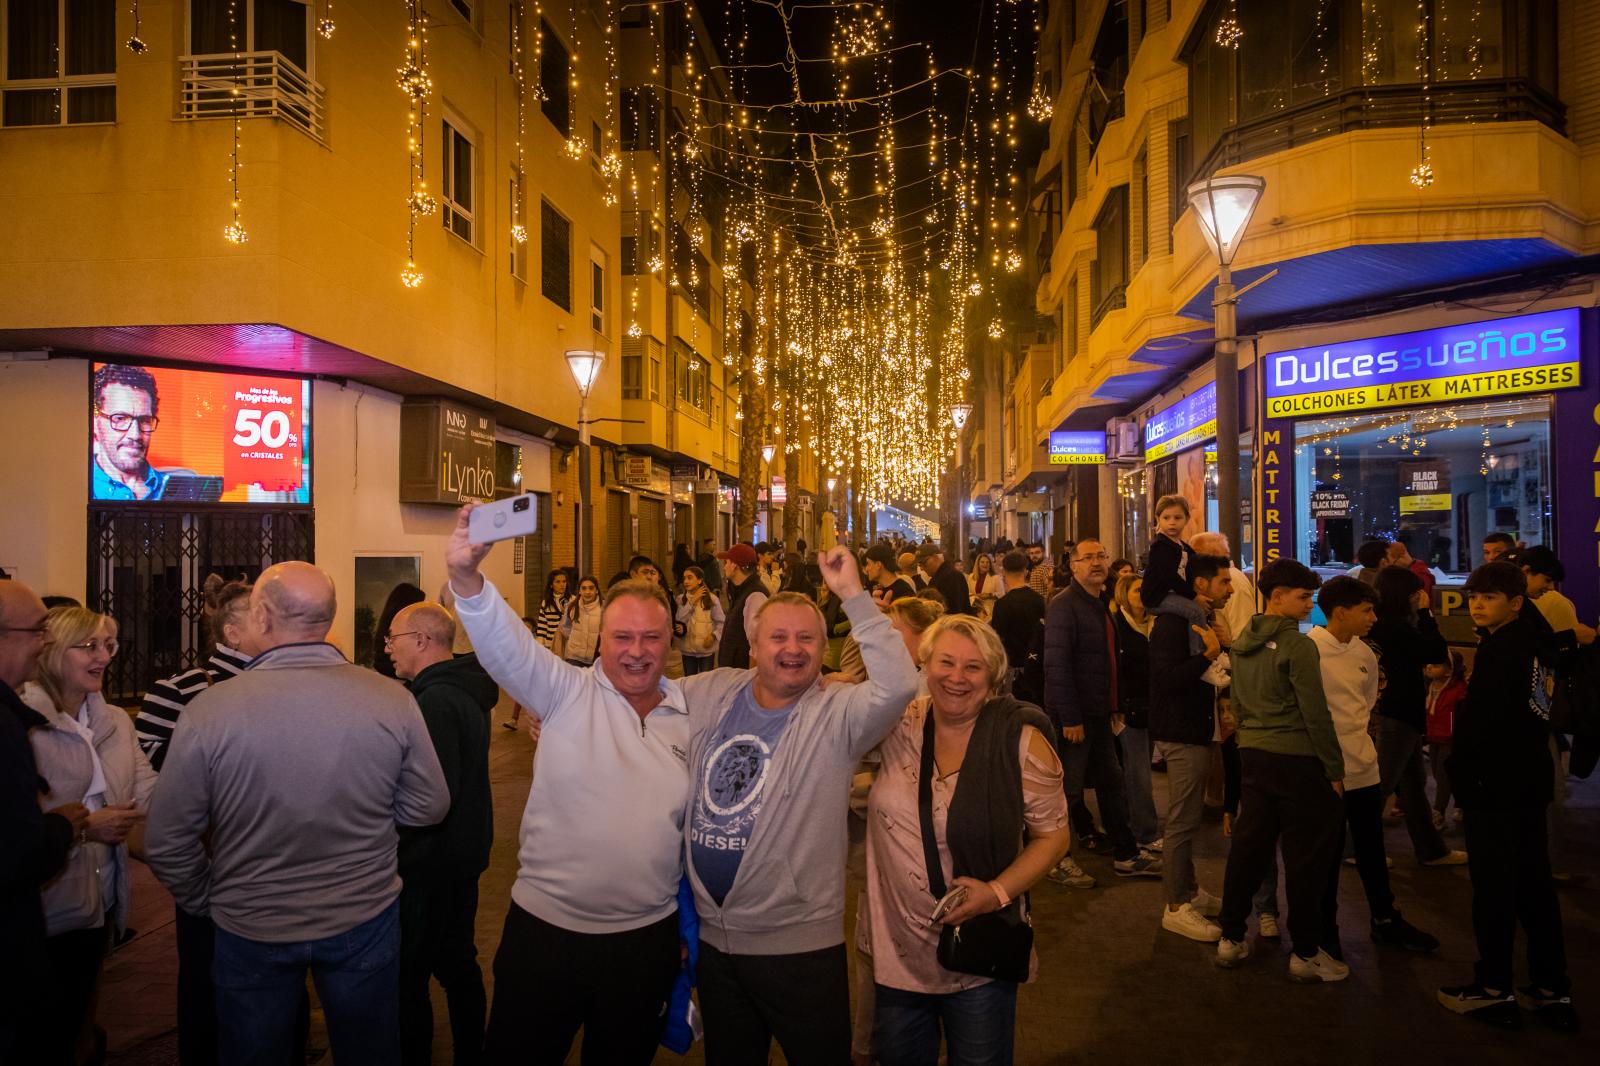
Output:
[916, 709, 947, 901]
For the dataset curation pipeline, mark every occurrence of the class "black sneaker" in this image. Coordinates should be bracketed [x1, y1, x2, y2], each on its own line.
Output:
[1078, 831, 1107, 852]
[1518, 987, 1579, 1033]
[1437, 984, 1520, 1028]
[1372, 914, 1440, 953]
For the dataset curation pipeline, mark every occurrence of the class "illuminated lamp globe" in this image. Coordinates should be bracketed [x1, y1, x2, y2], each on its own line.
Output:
[949, 402, 973, 431]
[826, 476, 838, 493]
[564, 349, 605, 399]
[761, 444, 776, 465]
[1186, 174, 1266, 267]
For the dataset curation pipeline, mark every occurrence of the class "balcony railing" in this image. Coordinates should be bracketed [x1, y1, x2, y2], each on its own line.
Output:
[1191, 79, 1564, 186]
[180, 52, 326, 142]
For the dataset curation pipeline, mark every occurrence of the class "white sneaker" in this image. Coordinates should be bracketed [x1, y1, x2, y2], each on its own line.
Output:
[1190, 888, 1222, 915]
[1422, 849, 1468, 867]
[1258, 914, 1281, 939]
[1163, 903, 1221, 943]
[1215, 937, 1252, 968]
[1288, 949, 1351, 983]
[1143, 837, 1164, 854]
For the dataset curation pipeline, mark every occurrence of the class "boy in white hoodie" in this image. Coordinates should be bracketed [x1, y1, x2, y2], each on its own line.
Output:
[1311, 577, 1439, 958]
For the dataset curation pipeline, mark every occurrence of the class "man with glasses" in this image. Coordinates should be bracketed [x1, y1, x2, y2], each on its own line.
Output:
[90, 364, 195, 501]
[385, 602, 498, 1066]
[1, 579, 91, 1059]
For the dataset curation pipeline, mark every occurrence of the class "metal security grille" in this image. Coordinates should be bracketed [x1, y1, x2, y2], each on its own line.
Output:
[87, 506, 314, 702]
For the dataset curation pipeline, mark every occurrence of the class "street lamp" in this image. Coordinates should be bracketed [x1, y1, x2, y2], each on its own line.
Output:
[826, 475, 838, 493]
[1187, 173, 1265, 565]
[760, 442, 776, 542]
[565, 349, 605, 580]
[949, 402, 973, 554]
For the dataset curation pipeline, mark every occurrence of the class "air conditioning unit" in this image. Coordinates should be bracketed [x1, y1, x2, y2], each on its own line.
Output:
[1110, 419, 1141, 460]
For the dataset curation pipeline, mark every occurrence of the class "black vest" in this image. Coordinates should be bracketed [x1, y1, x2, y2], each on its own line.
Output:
[718, 575, 762, 667]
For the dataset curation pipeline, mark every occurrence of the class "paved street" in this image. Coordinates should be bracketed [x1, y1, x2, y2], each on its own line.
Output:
[105, 695, 1600, 1065]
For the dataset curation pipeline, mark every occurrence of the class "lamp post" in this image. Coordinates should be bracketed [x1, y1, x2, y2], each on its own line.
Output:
[565, 349, 605, 581]
[761, 442, 776, 542]
[949, 402, 973, 554]
[1186, 174, 1265, 563]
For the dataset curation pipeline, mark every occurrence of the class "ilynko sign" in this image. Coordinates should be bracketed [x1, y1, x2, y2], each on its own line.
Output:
[1049, 431, 1107, 465]
[1264, 308, 1581, 418]
[1144, 382, 1216, 462]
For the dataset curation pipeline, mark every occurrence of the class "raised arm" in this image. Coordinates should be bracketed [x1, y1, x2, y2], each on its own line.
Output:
[821, 547, 919, 757]
[446, 505, 583, 718]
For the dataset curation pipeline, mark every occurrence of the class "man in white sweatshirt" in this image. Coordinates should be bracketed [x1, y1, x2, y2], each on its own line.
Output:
[1309, 576, 1439, 958]
[444, 507, 690, 1065]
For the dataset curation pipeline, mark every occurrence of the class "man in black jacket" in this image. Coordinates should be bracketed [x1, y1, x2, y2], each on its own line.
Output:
[918, 542, 971, 615]
[1438, 562, 1574, 1032]
[1043, 539, 1160, 879]
[0, 580, 90, 1060]
[1149, 554, 1233, 940]
[389, 602, 499, 1066]
[990, 550, 1045, 702]
[717, 544, 768, 667]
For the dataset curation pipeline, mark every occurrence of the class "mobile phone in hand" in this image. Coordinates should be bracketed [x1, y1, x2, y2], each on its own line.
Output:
[929, 886, 968, 925]
[468, 493, 539, 545]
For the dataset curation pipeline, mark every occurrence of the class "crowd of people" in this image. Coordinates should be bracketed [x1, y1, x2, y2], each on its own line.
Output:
[0, 491, 1589, 1066]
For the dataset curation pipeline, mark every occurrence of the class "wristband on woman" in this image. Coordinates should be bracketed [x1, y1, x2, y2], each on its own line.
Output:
[988, 879, 1011, 909]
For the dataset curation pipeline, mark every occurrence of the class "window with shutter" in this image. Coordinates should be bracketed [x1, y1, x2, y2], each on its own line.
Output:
[540, 19, 569, 137]
[541, 199, 571, 310]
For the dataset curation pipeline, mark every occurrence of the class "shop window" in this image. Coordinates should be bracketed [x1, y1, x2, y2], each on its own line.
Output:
[3, 0, 116, 126]
[442, 116, 476, 245]
[1293, 396, 1551, 578]
[540, 18, 569, 137]
[541, 198, 571, 310]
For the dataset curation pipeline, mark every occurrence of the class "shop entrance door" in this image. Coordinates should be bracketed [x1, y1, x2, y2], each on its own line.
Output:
[87, 506, 315, 701]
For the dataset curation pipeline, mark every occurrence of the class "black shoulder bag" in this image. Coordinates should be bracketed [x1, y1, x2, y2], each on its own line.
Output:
[917, 711, 1033, 982]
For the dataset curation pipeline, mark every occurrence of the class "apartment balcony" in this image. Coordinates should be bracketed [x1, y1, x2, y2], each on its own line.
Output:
[180, 52, 326, 143]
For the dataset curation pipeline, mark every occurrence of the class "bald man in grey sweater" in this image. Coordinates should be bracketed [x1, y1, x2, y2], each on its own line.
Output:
[147, 562, 449, 1066]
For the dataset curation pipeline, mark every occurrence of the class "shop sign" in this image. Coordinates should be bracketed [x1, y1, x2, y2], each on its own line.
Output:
[771, 476, 787, 504]
[1144, 382, 1217, 462]
[1309, 490, 1350, 519]
[1016, 494, 1051, 513]
[399, 398, 496, 504]
[1048, 431, 1107, 465]
[1263, 308, 1581, 418]
[616, 454, 670, 494]
[1256, 419, 1293, 563]
[1399, 461, 1451, 513]
[971, 498, 992, 519]
[670, 460, 700, 480]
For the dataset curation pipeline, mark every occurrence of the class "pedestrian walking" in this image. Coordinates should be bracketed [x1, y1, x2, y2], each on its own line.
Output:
[919, 543, 972, 616]
[988, 551, 1045, 705]
[1112, 573, 1161, 856]
[717, 544, 769, 668]
[555, 577, 603, 667]
[675, 566, 725, 676]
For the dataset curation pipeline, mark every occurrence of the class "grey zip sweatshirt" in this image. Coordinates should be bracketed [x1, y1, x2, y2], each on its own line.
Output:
[679, 590, 919, 954]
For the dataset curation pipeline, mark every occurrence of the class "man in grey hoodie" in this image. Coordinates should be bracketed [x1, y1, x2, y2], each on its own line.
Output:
[679, 545, 919, 1065]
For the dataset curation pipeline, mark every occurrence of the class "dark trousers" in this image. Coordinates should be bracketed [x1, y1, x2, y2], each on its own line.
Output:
[1219, 749, 1344, 958]
[34, 923, 110, 1066]
[1222, 735, 1241, 817]
[1377, 717, 1450, 862]
[1464, 805, 1568, 995]
[1322, 784, 1398, 956]
[482, 904, 678, 1066]
[696, 941, 850, 1066]
[1059, 716, 1136, 861]
[177, 907, 309, 1066]
[399, 875, 486, 1066]
[681, 654, 715, 676]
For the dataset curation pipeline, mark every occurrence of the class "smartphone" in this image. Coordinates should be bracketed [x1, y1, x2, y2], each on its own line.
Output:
[468, 493, 538, 545]
[929, 886, 968, 925]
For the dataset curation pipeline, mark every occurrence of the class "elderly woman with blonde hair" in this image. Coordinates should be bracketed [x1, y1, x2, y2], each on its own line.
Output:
[862, 614, 1071, 1065]
[24, 606, 156, 1065]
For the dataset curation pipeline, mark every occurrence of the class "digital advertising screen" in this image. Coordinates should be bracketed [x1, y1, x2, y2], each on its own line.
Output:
[90, 363, 312, 504]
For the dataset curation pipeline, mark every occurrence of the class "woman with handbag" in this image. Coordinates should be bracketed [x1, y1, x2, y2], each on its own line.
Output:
[863, 614, 1071, 1065]
[674, 566, 725, 676]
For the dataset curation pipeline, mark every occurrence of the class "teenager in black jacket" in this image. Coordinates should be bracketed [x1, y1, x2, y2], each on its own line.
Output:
[1370, 566, 1463, 866]
[1437, 563, 1573, 1033]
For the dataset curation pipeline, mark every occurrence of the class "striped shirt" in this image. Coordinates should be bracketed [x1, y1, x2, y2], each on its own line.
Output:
[534, 596, 570, 648]
[135, 646, 252, 772]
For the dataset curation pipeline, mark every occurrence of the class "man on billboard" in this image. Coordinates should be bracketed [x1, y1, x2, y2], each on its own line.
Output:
[90, 364, 194, 500]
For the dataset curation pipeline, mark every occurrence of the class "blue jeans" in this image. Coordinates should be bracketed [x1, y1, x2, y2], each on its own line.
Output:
[213, 901, 400, 1066]
[874, 981, 1017, 1066]
[1120, 725, 1160, 845]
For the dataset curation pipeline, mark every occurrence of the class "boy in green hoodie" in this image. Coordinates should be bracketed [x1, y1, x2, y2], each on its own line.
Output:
[1214, 558, 1348, 983]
